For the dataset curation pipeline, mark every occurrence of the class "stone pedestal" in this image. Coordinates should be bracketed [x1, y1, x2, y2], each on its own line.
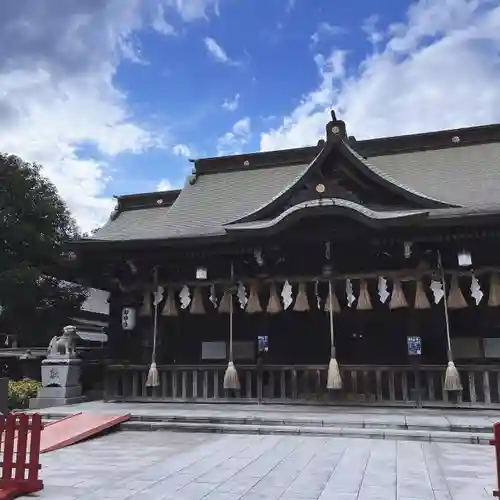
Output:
[30, 357, 85, 409]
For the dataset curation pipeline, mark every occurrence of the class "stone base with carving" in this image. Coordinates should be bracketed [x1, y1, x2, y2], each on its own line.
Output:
[29, 357, 86, 409]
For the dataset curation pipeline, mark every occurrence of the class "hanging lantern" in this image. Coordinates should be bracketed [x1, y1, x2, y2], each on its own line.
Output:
[488, 273, 500, 307]
[266, 283, 282, 314]
[293, 283, 310, 312]
[356, 280, 372, 311]
[246, 282, 262, 314]
[161, 288, 178, 317]
[324, 284, 341, 313]
[218, 289, 232, 313]
[447, 275, 467, 309]
[196, 266, 208, 280]
[457, 250, 472, 267]
[190, 287, 206, 314]
[414, 280, 430, 309]
[139, 290, 152, 317]
[389, 280, 408, 309]
[404, 241, 412, 259]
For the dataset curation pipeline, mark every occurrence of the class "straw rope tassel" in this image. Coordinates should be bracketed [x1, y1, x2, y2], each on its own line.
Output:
[389, 280, 408, 309]
[161, 287, 178, 317]
[146, 267, 160, 388]
[447, 276, 467, 309]
[488, 273, 500, 307]
[414, 280, 430, 309]
[224, 263, 240, 390]
[326, 280, 342, 390]
[266, 283, 282, 314]
[356, 279, 372, 311]
[438, 252, 462, 392]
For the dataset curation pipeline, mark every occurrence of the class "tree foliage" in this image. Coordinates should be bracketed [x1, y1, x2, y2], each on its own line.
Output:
[0, 154, 88, 346]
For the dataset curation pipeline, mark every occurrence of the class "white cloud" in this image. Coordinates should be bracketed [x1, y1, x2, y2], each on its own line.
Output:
[310, 22, 344, 46]
[157, 176, 186, 191]
[152, 4, 176, 35]
[0, 0, 222, 233]
[222, 93, 240, 111]
[172, 143, 191, 157]
[217, 117, 251, 155]
[167, 0, 220, 22]
[157, 179, 174, 191]
[261, 0, 500, 151]
[204, 37, 240, 66]
[204, 37, 231, 64]
[361, 15, 383, 47]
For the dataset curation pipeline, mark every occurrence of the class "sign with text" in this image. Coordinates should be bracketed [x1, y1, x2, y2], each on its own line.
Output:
[258, 336, 269, 353]
[407, 336, 422, 356]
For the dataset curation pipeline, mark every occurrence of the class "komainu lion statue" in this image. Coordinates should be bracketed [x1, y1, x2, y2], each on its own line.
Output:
[47, 325, 78, 358]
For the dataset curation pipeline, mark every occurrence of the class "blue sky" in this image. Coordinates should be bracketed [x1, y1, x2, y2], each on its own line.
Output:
[1, 0, 499, 231]
[113, 0, 409, 192]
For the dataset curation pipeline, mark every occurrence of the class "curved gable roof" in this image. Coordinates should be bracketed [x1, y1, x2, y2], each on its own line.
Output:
[90, 122, 500, 243]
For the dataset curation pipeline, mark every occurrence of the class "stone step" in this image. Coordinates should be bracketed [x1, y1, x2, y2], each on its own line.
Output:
[118, 419, 492, 445]
[41, 412, 493, 435]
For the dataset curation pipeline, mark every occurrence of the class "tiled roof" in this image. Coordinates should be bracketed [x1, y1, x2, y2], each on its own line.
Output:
[92, 134, 500, 243]
[93, 163, 310, 241]
[369, 142, 500, 207]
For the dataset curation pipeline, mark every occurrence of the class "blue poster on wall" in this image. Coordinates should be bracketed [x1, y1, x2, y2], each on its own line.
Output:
[258, 335, 269, 353]
[407, 336, 422, 356]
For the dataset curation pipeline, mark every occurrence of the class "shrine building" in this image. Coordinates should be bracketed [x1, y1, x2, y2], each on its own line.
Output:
[73, 111, 500, 407]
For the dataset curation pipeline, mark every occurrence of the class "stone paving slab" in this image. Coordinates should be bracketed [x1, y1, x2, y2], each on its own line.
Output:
[20, 430, 496, 500]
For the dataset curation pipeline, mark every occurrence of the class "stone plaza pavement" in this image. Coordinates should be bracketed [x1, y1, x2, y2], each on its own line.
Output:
[22, 430, 496, 500]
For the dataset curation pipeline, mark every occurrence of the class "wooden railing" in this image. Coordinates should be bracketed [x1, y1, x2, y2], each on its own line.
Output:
[104, 363, 500, 407]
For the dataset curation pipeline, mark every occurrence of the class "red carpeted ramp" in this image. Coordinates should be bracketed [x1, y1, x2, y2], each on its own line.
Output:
[40, 412, 130, 453]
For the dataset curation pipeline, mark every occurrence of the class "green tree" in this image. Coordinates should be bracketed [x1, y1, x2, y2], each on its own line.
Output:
[0, 154, 88, 347]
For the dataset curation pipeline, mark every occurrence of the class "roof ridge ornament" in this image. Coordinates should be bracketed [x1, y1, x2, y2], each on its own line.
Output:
[326, 109, 347, 142]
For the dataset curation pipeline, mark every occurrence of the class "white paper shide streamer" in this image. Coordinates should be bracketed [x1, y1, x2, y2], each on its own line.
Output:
[281, 280, 293, 310]
[345, 279, 355, 308]
[209, 284, 218, 309]
[237, 282, 248, 309]
[153, 286, 164, 307]
[314, 280, 321, 309]
[179, 285, 191, 310]
[377, 276, 390, 304]
[470, 275, 483, 305]
[430, 280, 444, 305]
